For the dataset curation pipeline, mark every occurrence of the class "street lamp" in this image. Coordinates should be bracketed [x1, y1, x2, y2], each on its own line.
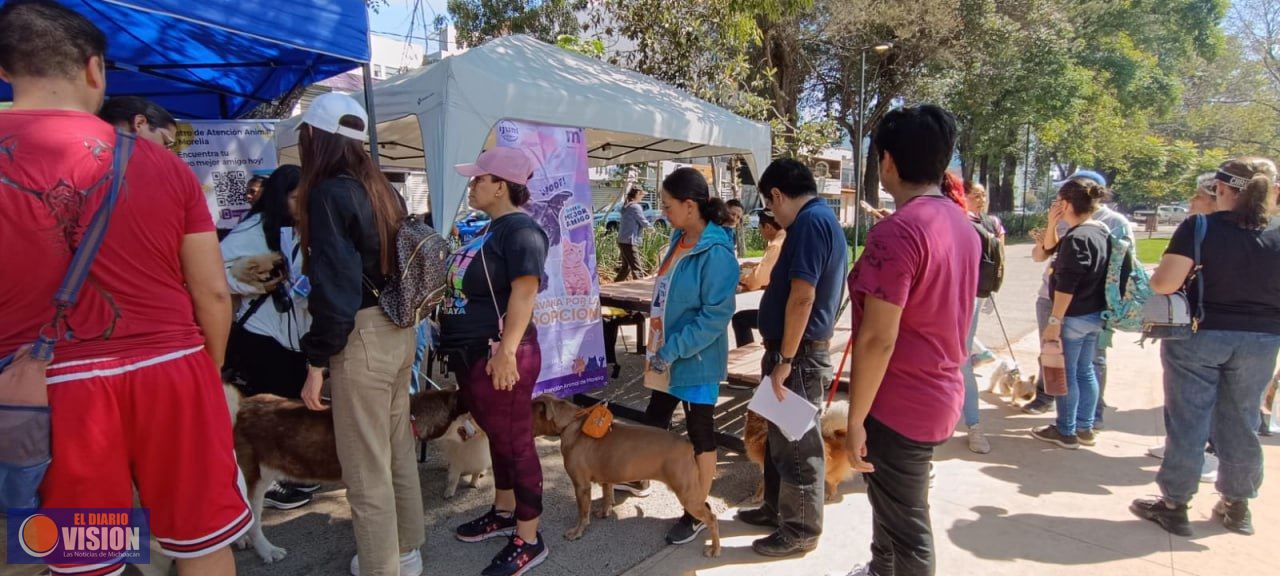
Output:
[852, 41, 893, 254]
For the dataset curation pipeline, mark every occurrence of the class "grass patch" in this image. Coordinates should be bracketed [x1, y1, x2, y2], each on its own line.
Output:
[1137, 238, 1170, 263]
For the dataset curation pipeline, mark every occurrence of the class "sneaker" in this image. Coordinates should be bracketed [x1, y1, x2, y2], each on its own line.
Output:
[1077, 429, 1098, 447]
[263, 483, 312, 510]
[1213, 499, 1254, 535]
[971, 353, 996, 368]
[1201, 453, 1219, 484]
[1021, 398, 1054, 415]
[725, 381, 757, 391]
[613, 480, 651, 497]
[281, 481, 322, 493]
[827, 564, 876, 576]
[1130, 497, 1192, 536]
[967, 426, 991, 454]
[1030, 425, 1079, 450]
[664, 513, 706, 545]
[456, 507, 517, 543]
[350, 549, 423, 576]
[751, 531, 816, 558]
[1147, 444, 1166, 459]
[734, 506, 779, 528]
[482, 534, 548, 576]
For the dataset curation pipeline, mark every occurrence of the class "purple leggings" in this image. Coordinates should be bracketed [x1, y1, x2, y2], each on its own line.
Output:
[450, 339, 544, 521]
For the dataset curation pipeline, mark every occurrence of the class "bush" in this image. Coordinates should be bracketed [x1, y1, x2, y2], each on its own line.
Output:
[993, 211, 1048, 241]
[594, 225, 672, 283]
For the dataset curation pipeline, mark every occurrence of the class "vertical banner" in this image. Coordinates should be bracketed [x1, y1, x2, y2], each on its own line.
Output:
[496, 120, 607, 397]
[173, 120, 278, 230]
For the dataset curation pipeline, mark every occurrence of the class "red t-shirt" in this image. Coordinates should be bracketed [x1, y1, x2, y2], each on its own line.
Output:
[0, 110, 213, 363]
[847, 195, 980, 443]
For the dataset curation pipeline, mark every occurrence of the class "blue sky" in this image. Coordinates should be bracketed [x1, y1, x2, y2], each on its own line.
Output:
[369, 0, 450, 46]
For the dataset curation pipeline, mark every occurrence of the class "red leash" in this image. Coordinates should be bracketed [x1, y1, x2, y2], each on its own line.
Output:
[828, 337, 854, 408]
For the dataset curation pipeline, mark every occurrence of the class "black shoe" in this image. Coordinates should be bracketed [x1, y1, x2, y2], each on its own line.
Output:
[456, 507, 517, 543]
[1214, 499, 1254, 535]
[665, 513, 706, 545]
[263, 483, 312, 510]
[734, 506, 779, 528]
[280, 481, 322, 493]
[482, 533, 547, 576]
[613, 481, 651, 497]
[1130, 497, 1192, 536]
[1021, 399, 1054, 415]
[1076, 429, 1098, 447]
[751, 531, 816, 558]
[1030, 425, 1079, 450]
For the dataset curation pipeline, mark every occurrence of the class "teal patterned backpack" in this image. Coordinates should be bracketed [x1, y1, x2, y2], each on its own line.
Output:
[1099, 222, 1151, 347]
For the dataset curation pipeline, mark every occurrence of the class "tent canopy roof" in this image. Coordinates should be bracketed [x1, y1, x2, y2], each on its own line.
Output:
[277, 35, 771, 220]
[0, 0, 370, 119]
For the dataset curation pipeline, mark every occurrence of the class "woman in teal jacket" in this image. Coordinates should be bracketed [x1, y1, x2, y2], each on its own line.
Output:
[642, 167, 739, 547]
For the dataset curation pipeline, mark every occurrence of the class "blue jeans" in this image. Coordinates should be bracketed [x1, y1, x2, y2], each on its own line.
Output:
[1055, 312, 1103, 436]
[1035, 297, 1108, 422]
[961, 299, 982, 427]
[410, 321, 432, 395]
[1158, 330, 1280, 503]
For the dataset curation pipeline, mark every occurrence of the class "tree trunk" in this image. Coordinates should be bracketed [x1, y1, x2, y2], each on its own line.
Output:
[979, 155, 991, 193]
[862, 133, 881, 208]
[995, 152, 1018, 212]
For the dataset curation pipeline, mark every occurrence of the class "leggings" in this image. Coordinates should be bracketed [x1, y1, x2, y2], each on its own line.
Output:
[448, 338, 544, 521]
[643, 390, 716, 454]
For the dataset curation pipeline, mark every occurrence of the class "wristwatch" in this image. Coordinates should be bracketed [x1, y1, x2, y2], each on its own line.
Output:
[1048, 316, 1063, 326]
[779, 355, 794, 365]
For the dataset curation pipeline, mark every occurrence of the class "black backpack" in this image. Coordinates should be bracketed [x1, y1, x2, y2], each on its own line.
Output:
[972, 214, 1005, 298]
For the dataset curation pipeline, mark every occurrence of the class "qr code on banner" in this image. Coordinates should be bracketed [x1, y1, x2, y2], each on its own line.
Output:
[213, 171, 248, 208]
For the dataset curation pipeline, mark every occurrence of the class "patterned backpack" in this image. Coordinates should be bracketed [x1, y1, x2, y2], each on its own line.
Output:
[379, 215, 451, 327]
[1099, 222, 1151, 346]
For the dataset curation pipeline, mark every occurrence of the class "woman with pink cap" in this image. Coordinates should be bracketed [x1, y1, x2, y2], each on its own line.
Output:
[440, 147, 551, 576]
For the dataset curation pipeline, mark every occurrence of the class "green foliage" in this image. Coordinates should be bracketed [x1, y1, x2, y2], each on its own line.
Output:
[594, 226, 672, 283]
[993, 212, 1050, 242]
[447, 0, 586, 47]
[555, 34, 605, 58]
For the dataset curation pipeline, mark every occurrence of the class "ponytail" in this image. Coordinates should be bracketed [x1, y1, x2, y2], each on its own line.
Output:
[701, 197, 733, 226]
[1218, 157, 1278, 229]
[662, 167, 732, 225]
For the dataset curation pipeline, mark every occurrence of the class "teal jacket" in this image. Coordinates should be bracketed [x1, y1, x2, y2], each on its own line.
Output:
[655, 223, 739, 385]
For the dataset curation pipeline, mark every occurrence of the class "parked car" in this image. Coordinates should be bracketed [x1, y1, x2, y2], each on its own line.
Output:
[595, 201, 666, 231]
[1132, 204, 1188, 225]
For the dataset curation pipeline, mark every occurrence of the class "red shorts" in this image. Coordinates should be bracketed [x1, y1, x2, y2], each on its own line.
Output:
[40, 346, 250, 575]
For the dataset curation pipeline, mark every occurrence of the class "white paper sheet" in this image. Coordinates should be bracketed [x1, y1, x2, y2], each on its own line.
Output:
[748, 376, 819, 442]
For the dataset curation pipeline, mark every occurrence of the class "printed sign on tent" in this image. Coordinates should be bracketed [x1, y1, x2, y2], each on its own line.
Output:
[172, 120, 278, 230]
[494, 119, 608, 397]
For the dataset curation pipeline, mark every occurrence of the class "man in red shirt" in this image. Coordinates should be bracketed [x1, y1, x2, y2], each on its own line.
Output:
[839, 105, 979, 576]
[0, 2, 246, 575]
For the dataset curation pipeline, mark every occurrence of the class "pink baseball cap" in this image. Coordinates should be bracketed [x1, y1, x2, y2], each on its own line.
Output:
[455, 147, 536, 185]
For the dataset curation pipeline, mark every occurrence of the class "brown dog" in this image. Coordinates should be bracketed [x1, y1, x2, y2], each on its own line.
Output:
[228, 387, 461, 563]
[744, 400, 852, 503]
[532, 394, 721, 557]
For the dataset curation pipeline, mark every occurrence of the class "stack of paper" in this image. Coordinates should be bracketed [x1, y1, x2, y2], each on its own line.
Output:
[748, 376, 819, 441]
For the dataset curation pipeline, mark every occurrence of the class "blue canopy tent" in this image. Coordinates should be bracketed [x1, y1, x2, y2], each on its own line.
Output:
[0, 0, 371, 120]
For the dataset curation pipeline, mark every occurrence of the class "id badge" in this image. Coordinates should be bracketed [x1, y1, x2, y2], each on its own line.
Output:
[291, 274, 312, 299]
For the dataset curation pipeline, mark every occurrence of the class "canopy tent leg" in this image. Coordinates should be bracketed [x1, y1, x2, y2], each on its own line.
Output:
[362, 63, 380, 170]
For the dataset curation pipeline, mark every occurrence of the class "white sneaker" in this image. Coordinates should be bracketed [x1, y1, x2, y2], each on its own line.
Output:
[1200, 453, 1219, 484]
[1147, 445, 1165, 459]
[350, 549, 423, 576]
[827, 563, 876, 576]
[967, 426, 991, 454]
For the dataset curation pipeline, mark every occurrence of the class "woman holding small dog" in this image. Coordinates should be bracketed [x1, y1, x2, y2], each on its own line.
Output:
[294, 93, 424, 576]
[440, 147, 550, 576]
[642, 167, 739, 547]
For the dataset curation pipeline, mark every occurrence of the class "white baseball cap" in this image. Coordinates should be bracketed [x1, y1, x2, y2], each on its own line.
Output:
[298, 92, 369, 142]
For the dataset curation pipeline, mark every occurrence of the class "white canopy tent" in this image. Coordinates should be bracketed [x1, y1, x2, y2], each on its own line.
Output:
[277, 35, 772, 225]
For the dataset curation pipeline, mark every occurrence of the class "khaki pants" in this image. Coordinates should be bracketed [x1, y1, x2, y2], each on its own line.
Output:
[332, 308, 424, 576]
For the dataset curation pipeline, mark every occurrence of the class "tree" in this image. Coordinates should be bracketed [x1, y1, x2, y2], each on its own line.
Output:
[447, 0, 587, 47]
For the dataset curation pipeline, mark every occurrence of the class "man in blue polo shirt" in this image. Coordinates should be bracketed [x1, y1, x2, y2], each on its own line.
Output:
[737, 158, 847, 557]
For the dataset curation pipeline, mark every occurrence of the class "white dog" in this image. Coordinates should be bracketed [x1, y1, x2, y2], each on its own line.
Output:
[440, 414, 491, 499]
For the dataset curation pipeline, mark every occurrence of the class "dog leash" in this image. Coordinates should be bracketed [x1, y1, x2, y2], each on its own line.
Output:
[828, 337, 854, 408]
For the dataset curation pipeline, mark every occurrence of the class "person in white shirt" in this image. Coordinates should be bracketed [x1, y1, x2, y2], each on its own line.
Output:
[221, 164, 313, 396]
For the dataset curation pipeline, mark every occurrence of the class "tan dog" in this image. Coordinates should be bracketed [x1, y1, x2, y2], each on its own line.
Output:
[744, 400, 852, 503]
[531, 394, 721, 557]
[988, 359, 1038, 404]
[440, 414, 491, 499]
[227, 387, 461, 563]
